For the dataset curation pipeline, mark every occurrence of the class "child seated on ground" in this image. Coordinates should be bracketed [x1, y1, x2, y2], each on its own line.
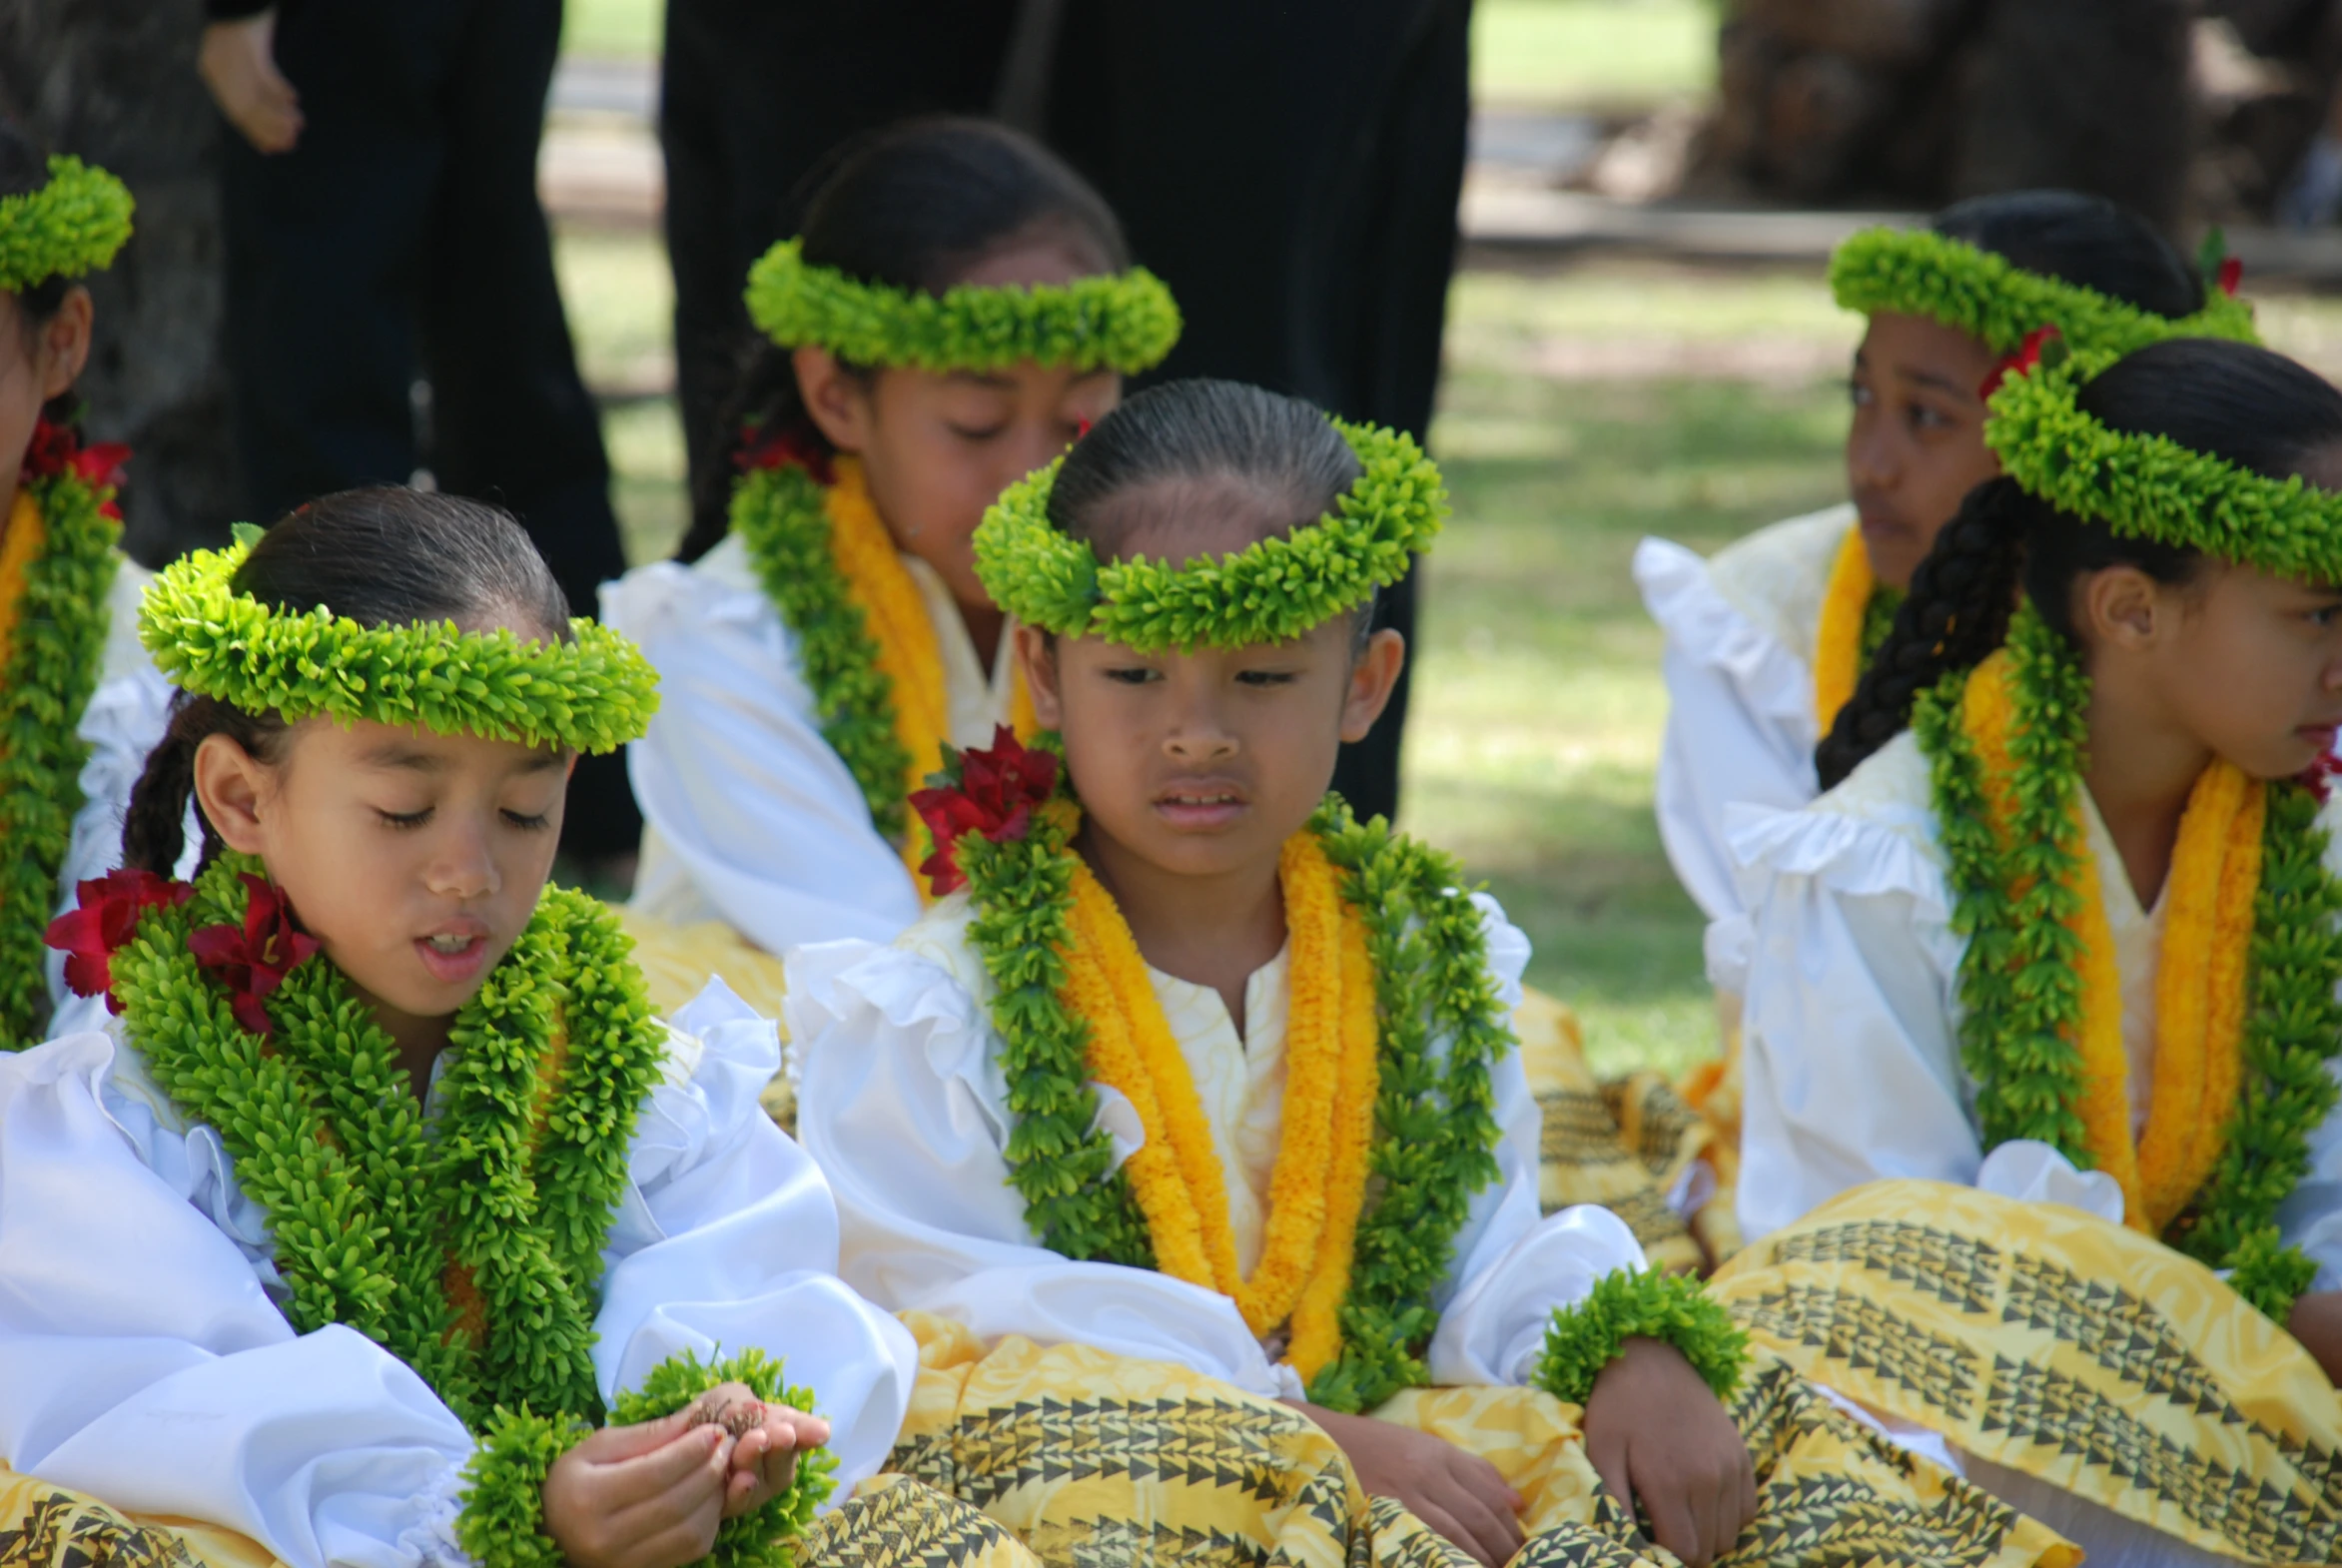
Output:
[790, 380, 2074, 1568]
[0, 489, 1020, 1568]
[0, 129, 174, 1047]
[604, 118, 1176, 1021]
[1636, 191, 2257, 1162]
[1716, 336, 2342, 1565]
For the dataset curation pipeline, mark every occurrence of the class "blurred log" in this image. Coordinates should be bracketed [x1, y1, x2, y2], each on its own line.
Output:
[0, 0, 235, 565]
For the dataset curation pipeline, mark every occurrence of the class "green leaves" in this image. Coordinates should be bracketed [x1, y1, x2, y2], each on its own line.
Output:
[1830, 226, 2258, 360]
[119, 864, 666, 1429]
[744, 238, 1180, 376]
[733, 463, 914, 839]
[974, 420, 1448, 653]
[138, 541, 659, 756]
[0, 156, 133, 294]
[1984, 351, 2342, 586]
[1531, 1267, 1749, 1409]
[1, 469, 120, 1048]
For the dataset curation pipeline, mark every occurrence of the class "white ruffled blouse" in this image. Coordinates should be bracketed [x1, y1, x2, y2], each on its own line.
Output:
[1727, 728, 2342, 1291]
[785, 888, 1651, 1404]
[0, 981, 918, 1568]
[603, 533, 1023, 957]
[1636, 504, 1855, 932]
[42, 557, 179, 1019]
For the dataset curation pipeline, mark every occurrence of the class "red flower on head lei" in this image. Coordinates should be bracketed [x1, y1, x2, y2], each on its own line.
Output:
[1978, 325, 2066, 402]
[45, 870, 193, 1014]
[2301, 749, 2341, 804]
[909, 725, 1060, 896]
[736, 420, 836, 486]
[188, 874, 322, 1038]
[21, 416, 130, 519]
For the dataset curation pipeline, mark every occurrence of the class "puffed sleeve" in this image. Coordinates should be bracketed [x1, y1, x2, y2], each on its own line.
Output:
[786, 928, 1301, 1401]
[592, 981, 917, 1492]
[1636, 537, 1819, 927]
[602, 546, 921, 956]
[1424, 894, 1649, 1385]
[0, 1030, 480, 1568]
[1731, 738, 2027, 1241]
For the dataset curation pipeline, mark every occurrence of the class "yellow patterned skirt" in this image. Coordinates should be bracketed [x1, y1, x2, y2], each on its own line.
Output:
[0, 1462, 1036, 1568]
[1517, 989, 1738, 1273]
[1710, 1180, 2342, 1563]
[887, 1311, 2073, 1567]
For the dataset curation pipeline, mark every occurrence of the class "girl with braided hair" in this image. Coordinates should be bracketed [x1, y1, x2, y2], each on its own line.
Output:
[1707, 337, 2342, 1566]
[1635, 190, 2254, 1178]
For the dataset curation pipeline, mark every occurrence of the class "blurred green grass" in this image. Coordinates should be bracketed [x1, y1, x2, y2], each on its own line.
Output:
[560, 0, 1716, 109]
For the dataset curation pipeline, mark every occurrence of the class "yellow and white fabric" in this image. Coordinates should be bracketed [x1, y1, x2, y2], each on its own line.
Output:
[603, 533, 1024, 956]
[1634, 503, 1855, 931]
[0, 983, 917, 1568]
[787, 889, 1654, 1399]
[1727, 725, 2342, 1274]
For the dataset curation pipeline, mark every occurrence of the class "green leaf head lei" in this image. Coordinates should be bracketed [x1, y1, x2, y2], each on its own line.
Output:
[1829, 225, 2260, 361]
[745, 236, 1181, 375]
[972, 418, 1448, 653]
[139, 530, 660, 753]
[0, 155, 133, 295]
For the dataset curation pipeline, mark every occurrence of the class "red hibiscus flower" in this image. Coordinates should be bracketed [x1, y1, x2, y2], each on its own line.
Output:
[1978, 326, 2065, 402]
[909, 725, 1060, 896]
[734, 420, 835, 485]
[2218, 255, 2244, 299]
[44, 870, 194, 1013]
[188, 873, 322, 1038]
[20, 417, 130, 519]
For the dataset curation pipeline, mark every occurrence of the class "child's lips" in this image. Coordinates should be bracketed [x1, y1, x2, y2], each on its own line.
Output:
[1153, 784, 1248, 831]
[415, 923, 491, 985]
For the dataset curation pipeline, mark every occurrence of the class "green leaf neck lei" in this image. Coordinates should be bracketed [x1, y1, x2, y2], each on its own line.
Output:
[731, 459, 914, 840]
[107, 854, 668, 1426]
[954, 786, 1744, 1411]
[0, 464, 123, 1049]
[1915, 603, 2342, 1320]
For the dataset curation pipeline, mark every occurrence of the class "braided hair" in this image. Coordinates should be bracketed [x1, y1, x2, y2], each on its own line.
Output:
[1815, 338, 2342, 790]
[122, 487, 572, 874]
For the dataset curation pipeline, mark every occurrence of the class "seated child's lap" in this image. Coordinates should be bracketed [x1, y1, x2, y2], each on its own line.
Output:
[0, 1463, 283, 1568]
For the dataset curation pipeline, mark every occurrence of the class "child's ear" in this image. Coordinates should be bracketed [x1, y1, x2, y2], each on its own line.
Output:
[1340, 628, 1406, 744]
[1015, 624, 1064, 728]
[794, 346, 874, 454]
[2079, 564, 2168, 653]
[192, 731, 277, 856]
[37, 287, 93, 400]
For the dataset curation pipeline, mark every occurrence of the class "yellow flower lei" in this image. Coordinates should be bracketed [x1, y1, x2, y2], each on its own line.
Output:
[740, 455, 1039, 890]
[1959, 650, 2260, 1234]
[0, 488, 41, 669]
[1060, 830, 1379, 1385]
[1812, 524, 1875, 732]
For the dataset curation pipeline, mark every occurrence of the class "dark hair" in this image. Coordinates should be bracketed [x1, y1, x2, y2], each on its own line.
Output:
[1934, 189, 2205, 321]
[123, 488, 574, 874]
[679, 117, 1131, 561]
[1815, 338, 2342, 789]
[1047, 378, 1372, 651]
[0, 123, 84, 429]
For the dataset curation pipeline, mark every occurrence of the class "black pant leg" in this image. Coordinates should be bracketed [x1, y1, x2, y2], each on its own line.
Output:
[660, 0, 1018, 546]
[220, 0, 459, 520]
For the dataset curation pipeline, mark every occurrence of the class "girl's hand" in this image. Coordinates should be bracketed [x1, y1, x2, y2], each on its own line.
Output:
[1581, 1337, 1756, 1568]
[1290, 1403, 1524, 1568]
[2288, 1290, 2342, 1385]
[541, 1411, 732, 1568]
[684, 1381, 833, 1518]
[198, 11, 303, 154]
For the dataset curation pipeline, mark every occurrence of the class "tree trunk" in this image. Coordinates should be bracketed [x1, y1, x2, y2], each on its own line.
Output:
[0, 0, 235, 566]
